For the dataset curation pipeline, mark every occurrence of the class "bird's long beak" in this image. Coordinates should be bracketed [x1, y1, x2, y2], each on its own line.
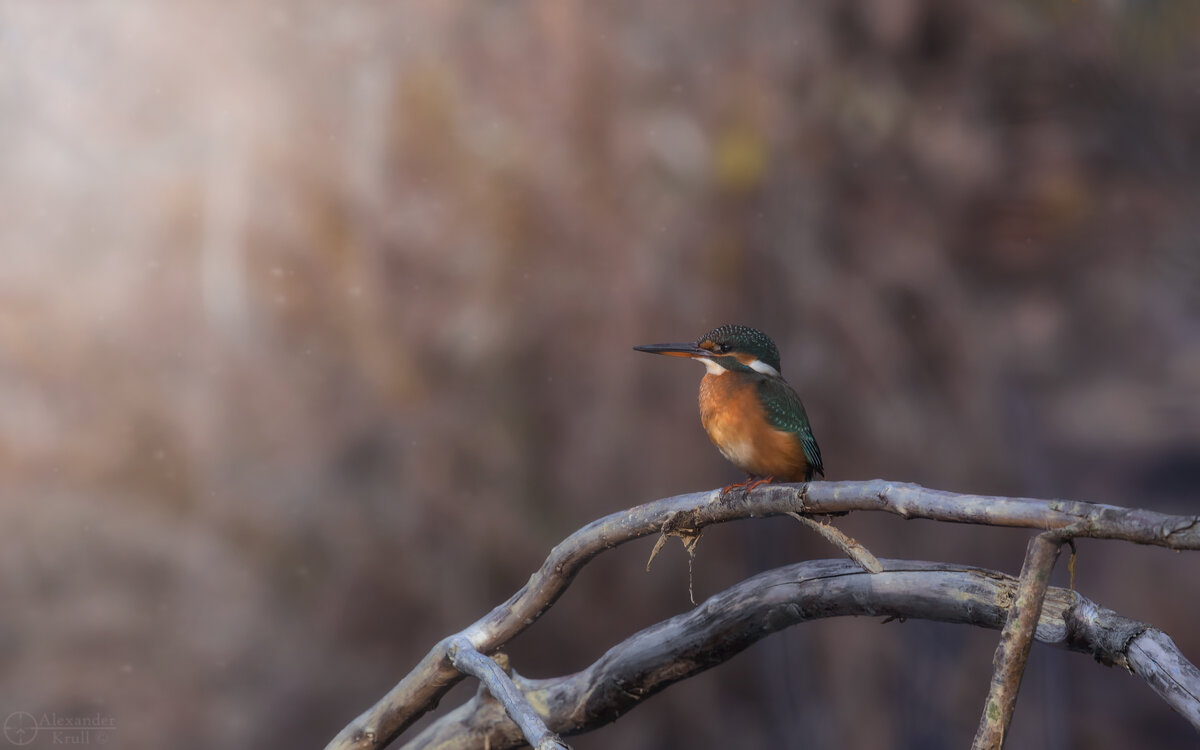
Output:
[632, 342, 713, 359]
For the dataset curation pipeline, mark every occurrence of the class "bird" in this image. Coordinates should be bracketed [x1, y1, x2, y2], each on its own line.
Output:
[634, 324, 823, 492]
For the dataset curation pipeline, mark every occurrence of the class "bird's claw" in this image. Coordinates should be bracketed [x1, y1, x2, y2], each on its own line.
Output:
[718, 475, 775, 501]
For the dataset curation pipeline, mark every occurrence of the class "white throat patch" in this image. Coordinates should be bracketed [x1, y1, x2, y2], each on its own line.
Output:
[698, 358, 726, 375]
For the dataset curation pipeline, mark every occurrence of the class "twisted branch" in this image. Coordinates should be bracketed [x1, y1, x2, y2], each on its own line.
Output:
[402, 560, 1200, 749]
[326, 481, 1200, 750]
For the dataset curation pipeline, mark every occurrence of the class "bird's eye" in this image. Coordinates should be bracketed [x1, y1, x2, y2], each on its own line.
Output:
[715, 343, 731, 354]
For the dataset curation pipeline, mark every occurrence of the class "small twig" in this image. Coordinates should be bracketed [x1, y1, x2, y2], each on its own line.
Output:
[973, 532, 1064, 749]
[644, 534, 669, 572]
[683, 532, 700, 604]
[786, 511, 883, 573]
[446, 637, 568, 750]
[645, 516, 704, 604]
[1066, 539, 1077, 592]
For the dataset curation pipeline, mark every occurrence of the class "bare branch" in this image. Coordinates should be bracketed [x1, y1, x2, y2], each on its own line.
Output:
[786, 511, 882, 573]
[791, 481, 1200, 548]
[401, 560, 1200, 750]
[445, 638, 568, 750]
[326, 481, 1200, 750]
[973, 533, 1064, 749]
[1126, 629, 1200, 727]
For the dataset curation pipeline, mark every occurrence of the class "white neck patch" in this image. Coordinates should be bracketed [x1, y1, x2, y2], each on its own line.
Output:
[696, 357, 780, 377]
[748, 358, 780, 378]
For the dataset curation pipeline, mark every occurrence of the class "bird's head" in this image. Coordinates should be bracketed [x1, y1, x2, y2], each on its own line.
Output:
[634, 324, 782, 377]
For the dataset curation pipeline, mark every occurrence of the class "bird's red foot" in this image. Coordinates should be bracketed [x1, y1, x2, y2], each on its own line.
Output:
[744, 476, 775, 492]
[719, 476, 775, 500]
[719, 478, 752, 497]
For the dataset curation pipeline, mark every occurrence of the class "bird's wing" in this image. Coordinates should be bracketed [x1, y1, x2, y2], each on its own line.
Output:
[757, 377, 824, 478]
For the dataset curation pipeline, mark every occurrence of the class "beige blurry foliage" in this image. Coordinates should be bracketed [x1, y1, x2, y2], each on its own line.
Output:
[0, 2, 1197, 749]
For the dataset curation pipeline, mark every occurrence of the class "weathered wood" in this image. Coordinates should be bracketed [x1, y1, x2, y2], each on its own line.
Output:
[326, 481, 1200, 750]
[792, 481, 1200, 548]
[445, 638, 568, 750]
[973, 533, 1063, 749]
[786, 511, 883, 573]
[1126, 629, 1200, 728]
[400, 560, 1200, 750]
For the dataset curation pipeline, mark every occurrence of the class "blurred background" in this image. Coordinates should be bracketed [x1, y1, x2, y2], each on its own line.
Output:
[1, 1, 1198, 748]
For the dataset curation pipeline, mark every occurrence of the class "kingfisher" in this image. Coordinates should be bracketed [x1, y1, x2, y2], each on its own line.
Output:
[635, 324, 823, 491]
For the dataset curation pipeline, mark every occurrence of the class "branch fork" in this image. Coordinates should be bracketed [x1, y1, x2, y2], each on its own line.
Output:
[445, 638, 568, 750]
[326, 481, 1200, 750]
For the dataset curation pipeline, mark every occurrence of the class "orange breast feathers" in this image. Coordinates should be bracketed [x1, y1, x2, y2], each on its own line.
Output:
[697, 372, 809, 481]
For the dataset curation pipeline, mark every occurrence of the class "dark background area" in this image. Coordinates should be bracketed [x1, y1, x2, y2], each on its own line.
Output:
[1, 1, 1198, 748]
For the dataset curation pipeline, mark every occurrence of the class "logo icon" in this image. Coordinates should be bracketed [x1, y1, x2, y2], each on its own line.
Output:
[3, 712, 38, 746]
